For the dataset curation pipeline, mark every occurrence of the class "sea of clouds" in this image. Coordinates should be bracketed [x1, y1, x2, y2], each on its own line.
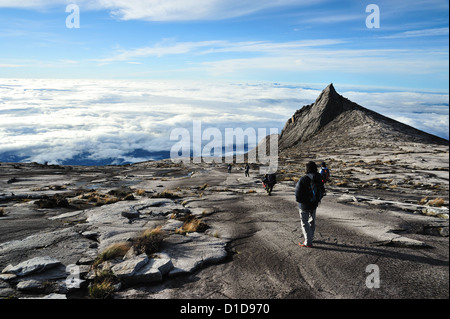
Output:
[0, 79, 448, 165]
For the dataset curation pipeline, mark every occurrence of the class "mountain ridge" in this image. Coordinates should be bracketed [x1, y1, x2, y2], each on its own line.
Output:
[278, 83, 448, 154]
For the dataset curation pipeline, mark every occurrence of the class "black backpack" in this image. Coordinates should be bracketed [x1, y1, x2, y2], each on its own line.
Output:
[306, 173, 324, 205]
[267, 173, 277, 185]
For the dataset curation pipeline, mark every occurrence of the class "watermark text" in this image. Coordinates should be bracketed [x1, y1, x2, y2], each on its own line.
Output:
[170, 120, 278, 174]
[66, 4, 80, 28]
[366, 4, 380, 29]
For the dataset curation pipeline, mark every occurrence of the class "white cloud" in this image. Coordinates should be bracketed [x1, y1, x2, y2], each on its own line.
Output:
[94, 38, 447, 79]
[0, 79, 297, 164]
[382, 27, 449, 39]
[96, 40, 225, 63]
[199, 47, 448, 77]
[302, 13, 363, 24]
[102, 0, 325, 21]
[0, 64, 25, 68]
[0, 0, 322, 21]
[0, 79, 447, 165]
[95, 39, 345, 64]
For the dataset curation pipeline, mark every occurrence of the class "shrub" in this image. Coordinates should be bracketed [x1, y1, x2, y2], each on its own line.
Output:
[108, 188, 135, 200]
[152, 189, 180, 199]
[132, 226, 164, 255]
[93, 242, 131, 268]
[176, 215, 209, 235]
[34, 194, 69, 208]
[428, 198, 445, 207]
[88, 270, 118, 299]
[135, 189, 146, 196]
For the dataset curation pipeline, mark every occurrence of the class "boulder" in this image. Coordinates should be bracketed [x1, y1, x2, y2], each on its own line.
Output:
[16, 279, 43, 292]
[0, 280, 15, 298]
[21, 293, 67, 299]
[121, 207, 140, 220]
[123, 253, 173, 286]
[80, 231, 99, 240]
[2, 256, 61, 277]
[111, 254, 149, 279]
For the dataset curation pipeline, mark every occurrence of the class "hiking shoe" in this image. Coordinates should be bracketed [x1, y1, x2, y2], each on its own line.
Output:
[298, 242, 313, 248]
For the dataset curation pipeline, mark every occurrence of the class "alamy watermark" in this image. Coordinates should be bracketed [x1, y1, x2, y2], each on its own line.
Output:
[65, 264, 81, 289]
[170, 120, 278, 174]
[65, 3, 379, 30]
[365, 264, 380, 288]
[66, 4, 80, 28]
[366, 4, 380, 29]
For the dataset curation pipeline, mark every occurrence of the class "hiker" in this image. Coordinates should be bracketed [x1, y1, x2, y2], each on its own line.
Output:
[319, 162, 331, 183]
[245, 163, 250, 177]
[295, 161, 325, 247]
[227, 164, 232, 173]
[262, 173, 277, 195]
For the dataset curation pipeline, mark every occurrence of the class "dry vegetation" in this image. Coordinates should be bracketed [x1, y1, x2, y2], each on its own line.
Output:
[132, 226, 164, 255]
[90, 226, 166, 298]
[175, 215, 209, 235]
[88, 270, 118, 299]
[151, 189, 181, 199]
[420, 197, 446, 207]
[80, 188, 135, 207]
[93, 242, 132, 268]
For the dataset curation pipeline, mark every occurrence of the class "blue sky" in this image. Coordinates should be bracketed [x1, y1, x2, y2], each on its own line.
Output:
[0, 0, 448, 90]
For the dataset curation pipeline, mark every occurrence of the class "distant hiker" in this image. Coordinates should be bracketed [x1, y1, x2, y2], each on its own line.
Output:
[227, 164, 232, 173]
[262, 173, 277, 195]
[245, 163, 250, 177]
[319, 162, 331, 183]
[295, 161, 325, 247]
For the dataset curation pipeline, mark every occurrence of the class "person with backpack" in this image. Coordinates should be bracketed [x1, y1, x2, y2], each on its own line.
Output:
[262, 173, 277, 195]
[295, 161, 325, 248]
[319, 162, 331, 183]
[245, 163, 250, 177]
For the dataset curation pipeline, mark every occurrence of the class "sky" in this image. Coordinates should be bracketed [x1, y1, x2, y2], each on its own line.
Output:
[0, 0, 448, 165]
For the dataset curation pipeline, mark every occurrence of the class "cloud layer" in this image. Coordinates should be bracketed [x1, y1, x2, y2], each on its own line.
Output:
[0, 0, 317, 21]
[0, 79, 448, 165]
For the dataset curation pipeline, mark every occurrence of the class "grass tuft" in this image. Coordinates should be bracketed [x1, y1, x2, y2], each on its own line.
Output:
[176, 215, 209, 235]
[88, 270, 118, 299]
[428, 198, 445, 207]
[93, 242, 131, 268]
[132, 226, 164, 255]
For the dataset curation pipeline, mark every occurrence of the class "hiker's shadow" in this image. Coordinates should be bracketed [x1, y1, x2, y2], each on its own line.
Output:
[311, 240, 448, 267]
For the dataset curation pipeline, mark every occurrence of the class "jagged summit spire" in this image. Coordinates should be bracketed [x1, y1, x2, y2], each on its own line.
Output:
[325, 83, 335, 92]
[314, 83, 340, 106]
[278, 83, 448, 151]
[278, 83, 349, 149]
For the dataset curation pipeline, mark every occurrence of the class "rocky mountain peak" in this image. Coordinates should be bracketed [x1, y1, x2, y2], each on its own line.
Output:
[314, 83, 339, 105]
[278, 83, 353, 150]
[278, 84, 448, 152]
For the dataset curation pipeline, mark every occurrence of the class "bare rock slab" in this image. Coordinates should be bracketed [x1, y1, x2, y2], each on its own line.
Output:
[162, 233, 228, 276]
[126, 253, 173, 286]
[2, 256, 61, 277]
[111, 253, 173, 286]
[111, 254, 149, 279]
